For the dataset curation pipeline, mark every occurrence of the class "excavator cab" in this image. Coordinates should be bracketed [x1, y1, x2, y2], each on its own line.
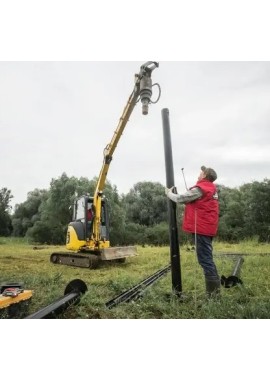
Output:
[66, 195, 110, 252]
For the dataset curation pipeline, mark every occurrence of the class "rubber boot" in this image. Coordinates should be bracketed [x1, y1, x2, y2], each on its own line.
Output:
[205, 276, 221, 299]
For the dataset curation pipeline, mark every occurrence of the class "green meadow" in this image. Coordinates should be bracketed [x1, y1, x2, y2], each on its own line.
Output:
[1, 237, 270, 319]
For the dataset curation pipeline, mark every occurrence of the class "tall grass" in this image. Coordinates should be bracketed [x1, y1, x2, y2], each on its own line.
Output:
[0, 237, 270, 318]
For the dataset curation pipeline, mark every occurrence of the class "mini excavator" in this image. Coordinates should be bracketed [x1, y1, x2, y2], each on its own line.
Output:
[50, 61, 160, 268]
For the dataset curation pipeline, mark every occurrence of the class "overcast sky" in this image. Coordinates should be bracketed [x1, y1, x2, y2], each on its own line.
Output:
[1, 61, 270, 208]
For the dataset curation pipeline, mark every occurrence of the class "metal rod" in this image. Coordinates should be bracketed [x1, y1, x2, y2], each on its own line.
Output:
[106, 264, 171, 309]
[181, 168, 188, 191]
[161, 108, 182, 295]
[215, 252, 270, 258]
[232, 257, 244, 277]
[221, 257, 244, 288]
[25, 279, 87, 319]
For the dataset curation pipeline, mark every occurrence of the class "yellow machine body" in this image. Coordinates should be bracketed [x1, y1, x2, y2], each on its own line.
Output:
[0, 290, 33, 309]
[66, 225, 110, 252]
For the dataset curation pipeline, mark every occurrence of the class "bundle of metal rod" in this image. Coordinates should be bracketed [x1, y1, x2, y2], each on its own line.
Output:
[106, 264, 171, 309]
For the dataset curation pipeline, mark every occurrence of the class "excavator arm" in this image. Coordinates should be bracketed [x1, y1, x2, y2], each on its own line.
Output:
[92, 62, 159, 247]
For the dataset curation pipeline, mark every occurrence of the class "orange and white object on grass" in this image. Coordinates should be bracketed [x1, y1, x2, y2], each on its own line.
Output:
[0, 290, 33, 309]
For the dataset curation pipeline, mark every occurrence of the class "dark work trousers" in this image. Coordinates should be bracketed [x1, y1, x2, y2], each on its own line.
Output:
[192, 233, 219, 279]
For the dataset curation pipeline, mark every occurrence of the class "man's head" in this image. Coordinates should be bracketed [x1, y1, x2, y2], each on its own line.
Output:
[199, 165, 217, 182]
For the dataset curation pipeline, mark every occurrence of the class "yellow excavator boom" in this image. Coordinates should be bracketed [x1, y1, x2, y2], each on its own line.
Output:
[92, 62, 159, 246]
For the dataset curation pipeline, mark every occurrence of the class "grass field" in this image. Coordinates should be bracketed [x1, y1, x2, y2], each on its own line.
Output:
[1, 237, 270, 319]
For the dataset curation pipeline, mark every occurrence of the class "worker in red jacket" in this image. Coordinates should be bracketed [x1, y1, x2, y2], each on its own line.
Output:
[165, 166, 220, 297]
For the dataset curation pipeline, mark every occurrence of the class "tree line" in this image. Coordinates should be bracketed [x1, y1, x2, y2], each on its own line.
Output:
[1, 173, 270, 245]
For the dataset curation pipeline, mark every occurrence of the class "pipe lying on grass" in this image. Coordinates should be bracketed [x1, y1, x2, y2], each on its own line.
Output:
[106, 264, 171, 309]
[25, 279, 87, 319]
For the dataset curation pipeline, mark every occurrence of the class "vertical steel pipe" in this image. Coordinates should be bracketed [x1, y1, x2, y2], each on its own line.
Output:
[161, 108, 182, 295]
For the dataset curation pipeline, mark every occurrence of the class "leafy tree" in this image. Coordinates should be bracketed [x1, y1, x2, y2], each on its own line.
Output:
[27, 220, 65, 245]
[12, 189, 48, 236]
[103, 184, 126, 246]
[217, 185, 245, 242]
[0, 188, 13, 236]
[241, 179, 270, 242]
[119, 222, 147, 245]
[144, 222, 170, 246]
[123, 181, 168, 226]
[27, 173, 94, 244]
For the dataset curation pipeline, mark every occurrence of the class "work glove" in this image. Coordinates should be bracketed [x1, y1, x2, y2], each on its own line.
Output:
[165, 186, 175, 197]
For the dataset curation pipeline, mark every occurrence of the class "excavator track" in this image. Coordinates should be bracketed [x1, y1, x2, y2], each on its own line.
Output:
[50, 252, 100, 269]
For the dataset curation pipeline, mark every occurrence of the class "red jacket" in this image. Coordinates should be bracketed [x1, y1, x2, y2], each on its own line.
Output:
[182, 179, 219, 236]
